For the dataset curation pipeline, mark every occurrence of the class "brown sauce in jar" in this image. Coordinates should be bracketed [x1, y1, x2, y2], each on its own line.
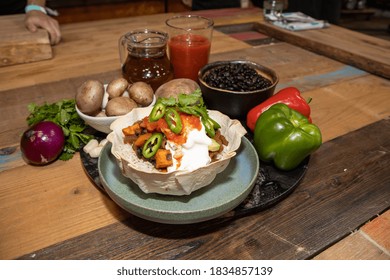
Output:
[119, 29, 174, 92]
[122, 54, 173, 92]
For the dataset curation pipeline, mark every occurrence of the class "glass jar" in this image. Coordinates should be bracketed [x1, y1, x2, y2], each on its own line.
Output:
[119, 29, 174, 91]
[263, 0, 284, 21]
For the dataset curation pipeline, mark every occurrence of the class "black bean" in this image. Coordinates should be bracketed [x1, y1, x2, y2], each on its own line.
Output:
[204, 63, 272, 92]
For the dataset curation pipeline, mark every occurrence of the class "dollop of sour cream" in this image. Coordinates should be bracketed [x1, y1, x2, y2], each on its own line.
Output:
[166, 124, 212, 172]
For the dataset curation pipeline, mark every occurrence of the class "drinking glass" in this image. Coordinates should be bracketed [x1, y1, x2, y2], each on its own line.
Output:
[263, 0, 284, 21]
[165, 15, 214, 81]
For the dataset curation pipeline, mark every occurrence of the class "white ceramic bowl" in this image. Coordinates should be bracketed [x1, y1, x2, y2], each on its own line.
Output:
[76, 84, 156, 134]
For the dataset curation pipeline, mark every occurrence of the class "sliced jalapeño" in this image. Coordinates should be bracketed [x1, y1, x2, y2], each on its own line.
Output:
[142, 133, 163, 159]
[201, 116, 216, 138]
[209, 117, 221, 129]
[149, 102, 166, 122]
[165, 108, 182, 134]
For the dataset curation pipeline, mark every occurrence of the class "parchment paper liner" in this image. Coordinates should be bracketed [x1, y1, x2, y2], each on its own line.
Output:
[107, 107, 247, 195]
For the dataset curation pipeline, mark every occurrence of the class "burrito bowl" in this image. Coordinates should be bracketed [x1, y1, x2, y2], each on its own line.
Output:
[107, 92, 247, 196]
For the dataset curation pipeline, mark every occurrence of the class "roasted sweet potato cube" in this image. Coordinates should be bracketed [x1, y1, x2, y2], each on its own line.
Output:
[145, 121, 159, 132]
[134, 133, 152, 147]
[155, 149, 173, 169]
[122, 123, 141, 136]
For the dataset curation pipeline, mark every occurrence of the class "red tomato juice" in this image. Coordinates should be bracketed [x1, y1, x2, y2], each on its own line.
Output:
[168, 34, 211, 81]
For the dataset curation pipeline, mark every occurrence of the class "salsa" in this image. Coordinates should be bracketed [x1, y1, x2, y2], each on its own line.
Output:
[141, 113, 202, 145]
[168, 34, 211, 81]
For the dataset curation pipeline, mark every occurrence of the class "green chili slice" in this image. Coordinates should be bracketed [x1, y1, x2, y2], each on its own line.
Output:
[165, 108, 182, 134]
[209, 117, 221, 129]
[142, 133, 163, 159]
[149, 102, 166, 122]
[201, 117, 216, 138]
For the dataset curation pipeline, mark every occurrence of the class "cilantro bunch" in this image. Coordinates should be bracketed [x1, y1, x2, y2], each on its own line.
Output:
[27, 99, 94, 160]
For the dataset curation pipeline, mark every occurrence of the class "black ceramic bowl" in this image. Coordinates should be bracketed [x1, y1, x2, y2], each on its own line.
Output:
[198, 60, 278, 119]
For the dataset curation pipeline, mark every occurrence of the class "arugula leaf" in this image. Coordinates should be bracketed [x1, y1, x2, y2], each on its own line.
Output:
[26, 99, 94, 160]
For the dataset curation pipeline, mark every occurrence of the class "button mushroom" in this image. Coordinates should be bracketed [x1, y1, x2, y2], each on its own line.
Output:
[106, 78, 129, 99]
[105, 96, 138, 116]
[75, 80, 105, 115]
[128, 81, 154, 106]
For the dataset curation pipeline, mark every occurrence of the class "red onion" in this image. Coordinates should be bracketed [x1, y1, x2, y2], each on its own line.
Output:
[20, 121, 65, 165]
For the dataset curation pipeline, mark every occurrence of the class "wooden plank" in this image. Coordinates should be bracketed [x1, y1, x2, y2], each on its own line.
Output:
[0, 13, 252, 92]
[315, 209, 390, 259]
[341, 8, 376, 17]
[208, 43, 368, 90]
[302, 74, 390, 142]
[16, 119, 390, 259]
[313, 231, 390, 260]
[0, 15, 52, 66]
[254, 21, 390, 79]
[0, 44, 366, 148]
[53, 1, 186, 24]
[361, 210, 390, 253]
[1, 71, 387, 259]
[2, 45, 389, 165]
[0, 153, 130, 260]
[1, 39, 389, 260]
[0, 70, 121, 148]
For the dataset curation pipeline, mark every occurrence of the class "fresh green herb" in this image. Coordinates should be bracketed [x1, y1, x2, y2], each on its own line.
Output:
[159, 97, 176, 107]
[178, 89, 203, 107]
[26, 99, 94, 160]
[150, 90, 220, 138]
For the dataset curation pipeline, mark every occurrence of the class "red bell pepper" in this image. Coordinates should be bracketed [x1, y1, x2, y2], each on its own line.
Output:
[246, 87, 312, 132]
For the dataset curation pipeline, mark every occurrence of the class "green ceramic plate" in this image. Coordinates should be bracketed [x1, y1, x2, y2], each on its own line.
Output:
[98, 137, 259, 224]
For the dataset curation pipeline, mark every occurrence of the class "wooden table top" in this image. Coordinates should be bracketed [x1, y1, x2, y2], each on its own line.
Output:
[0, 8, 389, 260]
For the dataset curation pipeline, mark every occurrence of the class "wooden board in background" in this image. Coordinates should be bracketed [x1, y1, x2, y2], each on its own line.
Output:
[254, 21, 390, 80]
[0, 14, 52, 66]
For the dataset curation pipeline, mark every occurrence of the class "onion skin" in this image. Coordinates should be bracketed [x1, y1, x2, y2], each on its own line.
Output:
[20, 121, 65, 165]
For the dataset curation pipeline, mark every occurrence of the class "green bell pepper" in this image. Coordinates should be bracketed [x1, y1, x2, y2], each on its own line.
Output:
[253, 103, 322, 171]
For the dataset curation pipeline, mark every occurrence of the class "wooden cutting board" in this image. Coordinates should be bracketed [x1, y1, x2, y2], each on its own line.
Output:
[0, 14, 52, 67]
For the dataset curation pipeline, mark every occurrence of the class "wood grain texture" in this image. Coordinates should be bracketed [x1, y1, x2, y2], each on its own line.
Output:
[0, 13, 251, 92]
[1, 7, 389, 261]
[313, 231, 390, 260]
[208, 43, 368, 90]
[361, 210, 390, 253]
[0, 15, 52, 66]
[54, 0, 191, 24]
[3, 44, 388, 157]
[2, 67, 388, 259]
[254, 21, 390, 79]
[0, 153, 130, 260]
[15, 119, 390, 260]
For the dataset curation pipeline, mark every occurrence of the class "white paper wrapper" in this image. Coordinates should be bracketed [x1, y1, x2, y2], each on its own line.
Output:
[107, 107, 247, 195]
[268, 12, 329, 31]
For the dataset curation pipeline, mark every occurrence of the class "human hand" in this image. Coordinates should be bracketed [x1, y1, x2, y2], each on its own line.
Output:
[25, 10, 61, 45]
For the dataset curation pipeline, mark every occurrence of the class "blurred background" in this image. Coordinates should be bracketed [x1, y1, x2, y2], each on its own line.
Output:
[43, 0, 389, 40]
